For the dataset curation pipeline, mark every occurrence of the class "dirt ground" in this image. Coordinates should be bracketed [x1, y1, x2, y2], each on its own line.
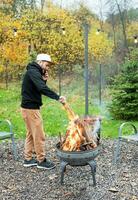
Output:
[0, 138, 138, 200]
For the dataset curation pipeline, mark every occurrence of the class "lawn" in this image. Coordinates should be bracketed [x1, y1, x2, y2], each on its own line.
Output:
[0, 76, 137, 139]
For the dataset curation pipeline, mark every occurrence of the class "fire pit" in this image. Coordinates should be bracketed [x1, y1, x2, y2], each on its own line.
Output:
[56, 142, 101, 186]
[56, 103, 101, 186]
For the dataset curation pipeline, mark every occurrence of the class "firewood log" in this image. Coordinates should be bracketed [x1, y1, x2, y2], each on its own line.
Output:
[62, 102, 78, 120]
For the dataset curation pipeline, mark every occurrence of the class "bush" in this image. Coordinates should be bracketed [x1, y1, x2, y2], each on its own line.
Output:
[109, 49, 138, 120]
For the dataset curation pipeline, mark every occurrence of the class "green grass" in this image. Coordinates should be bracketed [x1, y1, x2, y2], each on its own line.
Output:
[0, 78, 138, 139]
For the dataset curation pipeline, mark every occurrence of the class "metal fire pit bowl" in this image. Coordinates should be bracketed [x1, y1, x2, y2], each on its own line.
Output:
[56, 142, 101, 186]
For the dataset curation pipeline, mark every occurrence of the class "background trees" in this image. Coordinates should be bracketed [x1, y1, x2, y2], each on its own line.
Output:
[0, 0, 137, 120]
[0, 0, 137, 78]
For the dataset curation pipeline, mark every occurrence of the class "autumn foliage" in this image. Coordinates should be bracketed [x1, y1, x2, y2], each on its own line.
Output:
[0, 1, 137, 81]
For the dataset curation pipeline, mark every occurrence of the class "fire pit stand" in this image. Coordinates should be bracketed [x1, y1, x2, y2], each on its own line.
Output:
[60, 159, 97, 186]
[56, 143, 100, 186]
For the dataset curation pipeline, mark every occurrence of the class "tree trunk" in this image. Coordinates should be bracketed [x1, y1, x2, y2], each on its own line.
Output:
[115, 0, 128, 52]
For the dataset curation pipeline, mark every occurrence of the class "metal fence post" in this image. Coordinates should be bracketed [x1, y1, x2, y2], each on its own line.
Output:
[84, 23, 89, 115]
[99, 63, 102, 105]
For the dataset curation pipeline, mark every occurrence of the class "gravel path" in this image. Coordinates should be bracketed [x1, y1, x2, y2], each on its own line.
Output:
[0, 138, 138, 200]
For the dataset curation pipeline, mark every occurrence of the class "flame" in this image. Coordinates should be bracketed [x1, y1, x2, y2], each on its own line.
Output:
[61, 103, 99, 151]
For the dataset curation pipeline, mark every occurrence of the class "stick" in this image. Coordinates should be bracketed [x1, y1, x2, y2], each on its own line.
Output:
[62, 102, 78, 120]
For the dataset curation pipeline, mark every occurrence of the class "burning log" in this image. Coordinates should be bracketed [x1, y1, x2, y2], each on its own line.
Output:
[61, 103, 101, 151]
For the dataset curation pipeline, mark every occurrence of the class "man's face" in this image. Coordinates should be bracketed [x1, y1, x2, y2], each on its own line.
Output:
[40, 61, 50, 72]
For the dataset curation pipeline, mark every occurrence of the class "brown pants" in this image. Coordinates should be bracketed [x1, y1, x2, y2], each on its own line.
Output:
[21, 108, 46, 162]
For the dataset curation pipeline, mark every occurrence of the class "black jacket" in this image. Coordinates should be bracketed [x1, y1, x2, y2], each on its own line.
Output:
[21, 62, 60, 109]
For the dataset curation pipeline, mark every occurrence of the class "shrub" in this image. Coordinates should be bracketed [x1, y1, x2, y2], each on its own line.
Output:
[109, 49, 138, 120]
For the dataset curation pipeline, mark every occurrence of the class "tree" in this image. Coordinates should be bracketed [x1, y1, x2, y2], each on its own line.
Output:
[109, 49, 138, 120]
[0, 11, 29, 86]
[127, 21, 138, 47]
[21, 6, 84, 73]
[72, 3, 98, 24]
[107, 0, 131, 57]
[89, 30, 113, 63]
[127, 8, 138, 22]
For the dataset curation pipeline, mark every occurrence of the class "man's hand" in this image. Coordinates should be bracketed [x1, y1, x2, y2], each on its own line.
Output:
[59, 96, 66, 104]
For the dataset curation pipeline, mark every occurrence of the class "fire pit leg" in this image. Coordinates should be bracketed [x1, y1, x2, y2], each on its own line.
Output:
[60, 160, 68, 185]
[87, 160, 97, 186]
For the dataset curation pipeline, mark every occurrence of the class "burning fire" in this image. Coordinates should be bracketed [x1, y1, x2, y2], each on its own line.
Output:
[60, 103, 101, 151]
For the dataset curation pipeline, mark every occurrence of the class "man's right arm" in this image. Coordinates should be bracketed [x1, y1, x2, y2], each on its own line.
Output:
[29, 70, 60, 100]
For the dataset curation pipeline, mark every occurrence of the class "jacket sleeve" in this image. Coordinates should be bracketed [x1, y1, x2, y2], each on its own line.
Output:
[29, 69, 60, 100]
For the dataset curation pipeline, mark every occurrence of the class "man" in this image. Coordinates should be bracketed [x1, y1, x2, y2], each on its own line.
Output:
[21, 53, 66, 169]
